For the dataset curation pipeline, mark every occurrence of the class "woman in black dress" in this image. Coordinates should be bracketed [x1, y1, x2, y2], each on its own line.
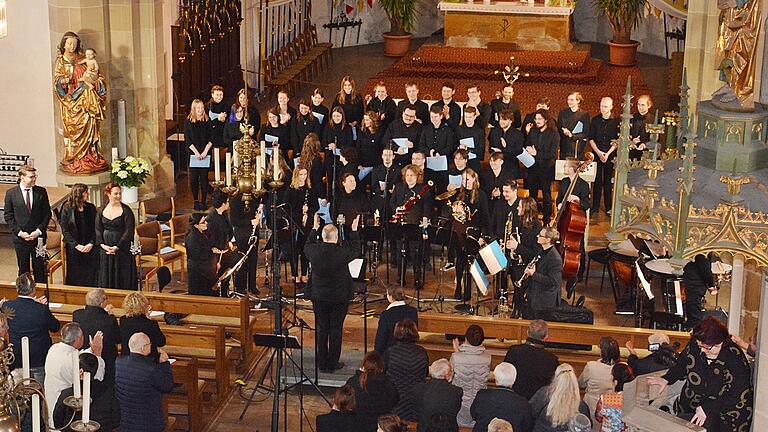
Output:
[506, 197, 542, 316]
[60, 183, 97, 287]
[336, 172, 370, 229]
[311, 88, 329, 141]
[298, 133, 326, 200]
[185, 213, 217, 296]
[261, 106, 291, 162]
[345, 352, 400, 432]
[525, 109, 559, 225]
[451, 168, 490, 301]
[96, 182, 136, 290]
[223, 104, 245, 152]
[324, 107, 354, 199]
[185, 98, 212, 211]
[331, 75, 364, 133]
[119, 291, 166, 361]
[291, 99, 321, 158]
[286, 166, 319, 284]
[358, 111, 384, 168]
[235, 88, 261, 135]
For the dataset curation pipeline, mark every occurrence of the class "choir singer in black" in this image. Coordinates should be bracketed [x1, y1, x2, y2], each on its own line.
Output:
[305, 213, 361, 372]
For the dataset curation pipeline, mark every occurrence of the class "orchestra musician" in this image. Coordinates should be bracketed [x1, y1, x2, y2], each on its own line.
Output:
[556, 158, 591, 290]
[185, 213, 217, 296]
[525, 109, 560, 225]
[207, 190, 236, 296]
[390, 164, 434, 287]
[505, 197, 541, 316]
[450, 168, 490, 301]
[523, 226, 563, 318]
[490, 180, 520, 301]
[336, 173, 371, 231]
[264, 152, 293, 280]
[287, 166, 319, 284]
[229, 194, 261, 294]
[682, 254, 716, 329]
[410, 150, 438, 192]
[370, 145, 401, 264]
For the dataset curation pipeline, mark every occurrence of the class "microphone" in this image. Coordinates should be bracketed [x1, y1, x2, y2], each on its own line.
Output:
[35, 237, 46, 258]
[420, 217, 429, 241]
[336, 214, 346, 241]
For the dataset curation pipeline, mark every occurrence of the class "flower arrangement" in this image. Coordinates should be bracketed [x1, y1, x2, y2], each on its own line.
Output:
[110, 156, 151, 187]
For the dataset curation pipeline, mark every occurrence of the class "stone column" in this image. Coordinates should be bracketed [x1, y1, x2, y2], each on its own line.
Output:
[727, 254, 745, 335]
[682, 0, 721, 121]
[752, 269, 768, 430]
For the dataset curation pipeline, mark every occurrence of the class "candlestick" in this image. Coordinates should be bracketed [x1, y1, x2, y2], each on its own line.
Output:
[256, 157, 262, 191]
[82, 372, 91, 424]
[32, 394, 40, 432]
[73, 351, 81, 398]
[272, 147, 279, 180]
[21, 336, 30, 380]
[225, 153, 232, 186]
[214, 148, 221, 182]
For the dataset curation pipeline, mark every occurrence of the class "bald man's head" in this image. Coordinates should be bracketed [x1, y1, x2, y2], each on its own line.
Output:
[128, 332, 151, 355]
[321, 224, 338, 243]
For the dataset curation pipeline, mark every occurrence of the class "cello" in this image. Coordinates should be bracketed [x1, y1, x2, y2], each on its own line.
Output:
[551, 155, 593, 281]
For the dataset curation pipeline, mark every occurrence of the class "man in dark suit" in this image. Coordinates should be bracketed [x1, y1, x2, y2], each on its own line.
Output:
[413, 359, 463, 432]
[4, 165, 51, 282]
[503, 320, 559, 400]
[2, 273, 60, 380]
[374, 286, 418, 354]
[471, 362, 533, 432]
[73, 288, 121, 382]
[115, 332, 174, 432]
[305, 213, 361, 372]
[524, 227, 563, 317]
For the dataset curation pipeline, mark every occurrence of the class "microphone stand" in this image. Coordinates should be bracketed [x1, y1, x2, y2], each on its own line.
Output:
[35, 239, 59, 310]
[330, 137, 339, 220]
[380, 160, 392, 285]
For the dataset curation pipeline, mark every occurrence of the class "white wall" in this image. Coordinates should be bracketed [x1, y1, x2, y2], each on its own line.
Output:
[0, 3, 57, 185]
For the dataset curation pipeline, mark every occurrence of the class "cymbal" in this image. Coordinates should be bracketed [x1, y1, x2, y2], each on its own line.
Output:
[435, 189, 458, 201]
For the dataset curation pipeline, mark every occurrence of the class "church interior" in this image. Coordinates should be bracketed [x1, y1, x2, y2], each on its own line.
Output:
[0, 0, 767, 431]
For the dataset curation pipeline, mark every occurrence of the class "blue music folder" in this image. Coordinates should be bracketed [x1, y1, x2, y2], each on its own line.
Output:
[189, 155, 211, 168]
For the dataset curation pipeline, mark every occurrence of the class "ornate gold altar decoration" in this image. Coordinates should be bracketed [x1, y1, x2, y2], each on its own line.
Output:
[712, 0, 763, 112]
[608, 71, 768, 268]
[494, 56, 529, 86]
[53, 32, 110, 175]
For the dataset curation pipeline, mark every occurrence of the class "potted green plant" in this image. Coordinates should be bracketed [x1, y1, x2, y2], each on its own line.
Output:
[379, 0, 418, 57]
[594, 0, 649, 66]
[110, 156, 151, 203]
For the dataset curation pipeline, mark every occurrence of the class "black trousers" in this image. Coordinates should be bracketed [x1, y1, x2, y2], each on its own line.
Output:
[592, 159, 614, 212]
[685, 295, 705, 330]
[189, 167, 209, 204]
[312, 300, 348, 369]
[233, 226, 258, 294]
[15, 241, 46, 283]
[527, 169, 553, 225]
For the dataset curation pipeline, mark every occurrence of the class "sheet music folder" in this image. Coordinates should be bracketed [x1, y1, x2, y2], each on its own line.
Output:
[252, 333, 301, 349]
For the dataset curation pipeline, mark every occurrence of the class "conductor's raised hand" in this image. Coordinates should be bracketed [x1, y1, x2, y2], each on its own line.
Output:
[351, 215, 360, 232]
[313, 213, 321, 230]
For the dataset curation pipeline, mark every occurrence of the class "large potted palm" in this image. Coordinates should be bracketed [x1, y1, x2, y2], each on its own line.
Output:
[594, 0, 649, 66]
[379, 0, 417, 57]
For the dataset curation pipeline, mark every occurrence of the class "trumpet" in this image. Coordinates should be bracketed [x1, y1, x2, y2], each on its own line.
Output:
[502, 210, 522, 265]
[514, 256, 540, 288]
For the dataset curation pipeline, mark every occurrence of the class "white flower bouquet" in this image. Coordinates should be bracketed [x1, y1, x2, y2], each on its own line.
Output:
[110, 156, 151, 187]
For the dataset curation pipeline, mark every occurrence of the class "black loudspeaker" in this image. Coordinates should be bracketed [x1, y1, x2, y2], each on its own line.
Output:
[538, 303, 594, 325]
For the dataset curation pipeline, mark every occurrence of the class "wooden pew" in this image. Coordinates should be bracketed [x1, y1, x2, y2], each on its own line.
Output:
[169, 358, 203, 432]
[417, 313, 691, 348]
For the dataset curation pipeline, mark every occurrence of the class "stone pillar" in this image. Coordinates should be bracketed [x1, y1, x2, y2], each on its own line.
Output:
[48, 0, 174, 198]
[728, 254, 745, 335]
[682, 0, 721, 121]
[752, 269, 768, 430]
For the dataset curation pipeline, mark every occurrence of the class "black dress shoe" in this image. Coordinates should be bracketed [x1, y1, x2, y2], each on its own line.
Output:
[328, 362, 345, 372]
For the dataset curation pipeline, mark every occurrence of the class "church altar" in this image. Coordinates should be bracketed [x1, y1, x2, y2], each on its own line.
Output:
[437, 1, 574, 50]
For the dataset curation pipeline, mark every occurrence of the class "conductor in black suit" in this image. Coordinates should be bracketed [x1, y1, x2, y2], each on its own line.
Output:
[305, 213, 361, 372]
[2, 273, 60, 379]
[73, 288, 121, 382]
[374, 286, 418, 354]
[4, 165, 51, 282]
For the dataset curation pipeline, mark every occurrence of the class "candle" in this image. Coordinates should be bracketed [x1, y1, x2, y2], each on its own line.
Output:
[37, 237, 43, 251]
[256, 157, 262, 190]
[272, 147, 279, 180]
[260, 140, 266, 167]
[111, 147, 119, 162]
[214, 148, 221, 182]
[21, 336, 30, 379]
[82, 372, 91, 424]
[31, 394, 40, 432]
[233, 146, 239, 169]
[225, 152, 232, 186]
[72, 351, 81, 398]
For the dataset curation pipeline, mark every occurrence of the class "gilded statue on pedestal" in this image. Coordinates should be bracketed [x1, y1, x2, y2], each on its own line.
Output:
[53, 31, 110, 174]
[712, 0, 763, 112]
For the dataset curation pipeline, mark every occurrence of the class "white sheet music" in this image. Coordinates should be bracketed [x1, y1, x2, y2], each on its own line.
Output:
[348, 258, 364, 279]
[635, 261, 654, 300]
[673, 280, 683, 316]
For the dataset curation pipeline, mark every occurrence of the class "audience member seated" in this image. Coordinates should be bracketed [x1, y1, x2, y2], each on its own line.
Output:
[375, 286, 418, 354]
[3, 273, 60, 382]
[625, 332, 679, 376]
[115, 332, 174, 432]
[470, 362, 532, 432]
[384, 319, 429, 422]
[316, 384, 358, 432]
[422, 413, 457, 432]
[44, 322, 105, 420]
[376, 414, 409, 432]
[530, 363, 591, 432]
[53, 353, 120, 431]
[595, 363, 635, 432]
[488, 418, 514, 432]
[414, 359, 463, 432]
[450, 324, 491, 428]
[345, 351, 400, 432]
[119, 292, 166, 362]
[578, 337, 619, 427]
[503, 319, 558, 399]
[73, 288, 121, 382]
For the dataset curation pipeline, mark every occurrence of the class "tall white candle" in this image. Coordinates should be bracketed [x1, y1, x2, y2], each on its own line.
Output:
[21, 336, 30, 379]
[256, 158, 262, 190]
[72, 351, 81, 398]
[82, 372, 91, 424]
[214, 148, 221, 182]
[31, 394, 40, 432]
[117, 99, 127, 158]
[260, 140, 266, 168]
[225, 153, 232, 186]
[272, 147, 279, 180]
[111, 147, 119, 162]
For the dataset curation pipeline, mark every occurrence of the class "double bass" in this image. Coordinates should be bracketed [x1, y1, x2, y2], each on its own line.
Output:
[551, 155, 593, 281]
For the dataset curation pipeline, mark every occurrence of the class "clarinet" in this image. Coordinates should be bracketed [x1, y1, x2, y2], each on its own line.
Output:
[514, 256, 540, 288]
